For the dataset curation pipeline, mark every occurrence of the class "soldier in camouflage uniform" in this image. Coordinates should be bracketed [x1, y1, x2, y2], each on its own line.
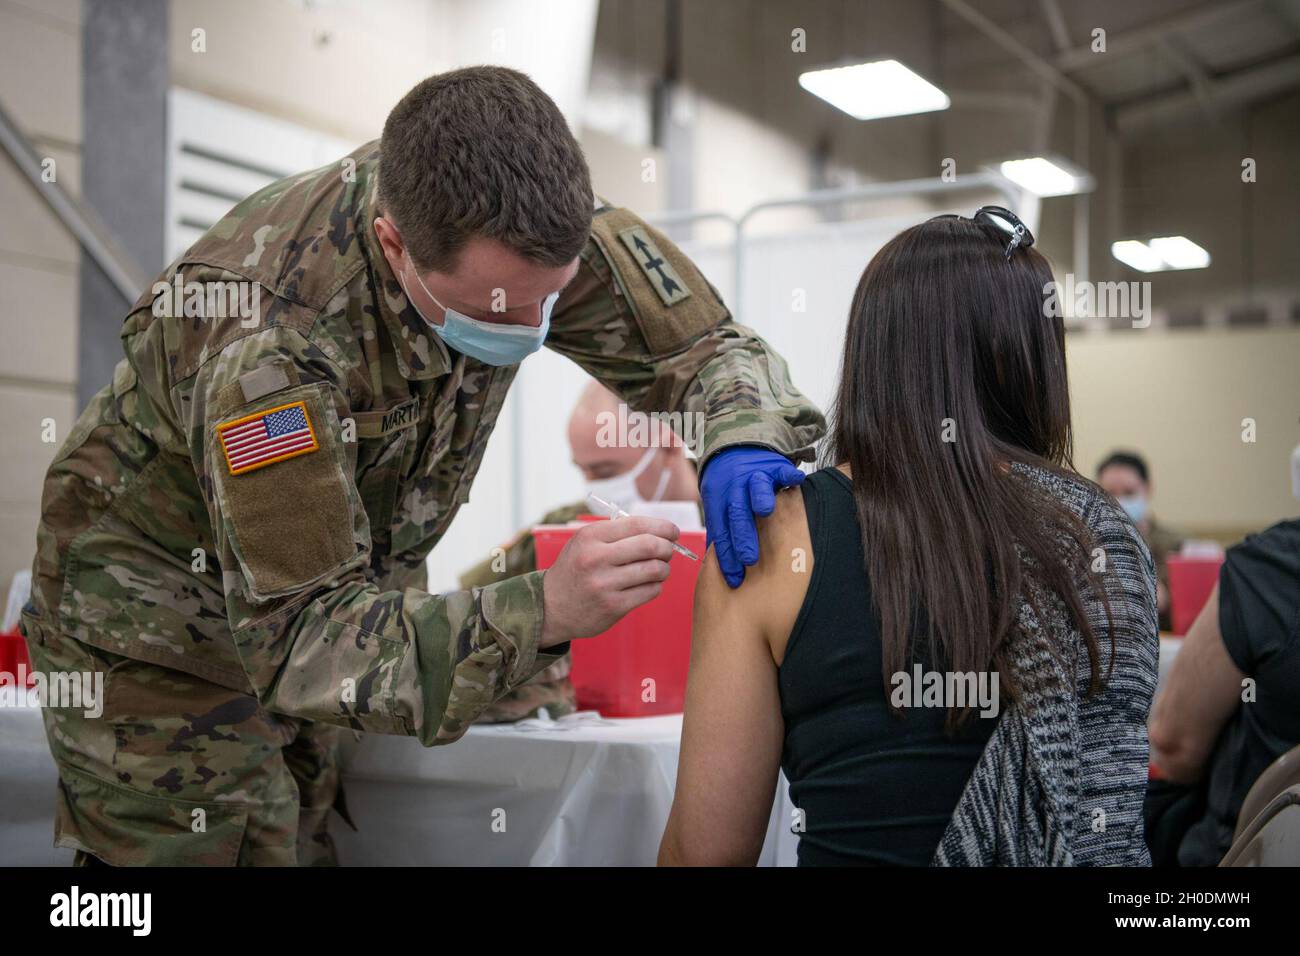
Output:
[22, 67, 823, 865]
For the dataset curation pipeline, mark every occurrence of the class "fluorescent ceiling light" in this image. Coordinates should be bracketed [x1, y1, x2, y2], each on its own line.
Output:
[999, 157, 1088, 197]
[1111, 236, 1210, 272]
[1148, 236, 1210, 270]
[798, 60, 950, 120]
[1111, 240, 1165, 273]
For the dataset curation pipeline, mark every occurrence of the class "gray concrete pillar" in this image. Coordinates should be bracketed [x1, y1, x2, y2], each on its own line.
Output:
[78, 0, 166, 410]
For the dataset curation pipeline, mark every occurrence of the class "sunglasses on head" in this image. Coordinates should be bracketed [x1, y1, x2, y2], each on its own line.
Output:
[931, 205, 1035, 261]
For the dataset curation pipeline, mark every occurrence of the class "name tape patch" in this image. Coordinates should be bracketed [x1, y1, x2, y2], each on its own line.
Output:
[354, 397, 420, 439]
[218, 400, 319, 476]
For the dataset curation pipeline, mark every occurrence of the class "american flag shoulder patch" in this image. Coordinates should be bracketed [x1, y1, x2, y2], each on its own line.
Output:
[218, 400, 319, 476]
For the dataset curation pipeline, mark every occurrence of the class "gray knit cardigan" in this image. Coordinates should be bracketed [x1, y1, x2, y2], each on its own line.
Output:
[933, 464, 1160, 866]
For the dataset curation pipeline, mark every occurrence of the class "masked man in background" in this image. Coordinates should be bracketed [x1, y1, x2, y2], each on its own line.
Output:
[463, 380, 703, 722]
[1097, 450, 1185, 630]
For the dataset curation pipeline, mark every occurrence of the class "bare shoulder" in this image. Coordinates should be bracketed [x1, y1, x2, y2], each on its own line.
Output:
[717, 483, 813, 664]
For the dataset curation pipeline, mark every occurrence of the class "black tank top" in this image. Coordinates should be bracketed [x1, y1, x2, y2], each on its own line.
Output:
[779, 468, 997, 865]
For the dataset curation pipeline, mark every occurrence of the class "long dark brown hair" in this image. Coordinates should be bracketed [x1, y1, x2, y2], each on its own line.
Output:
[825, 214, 1112, 725]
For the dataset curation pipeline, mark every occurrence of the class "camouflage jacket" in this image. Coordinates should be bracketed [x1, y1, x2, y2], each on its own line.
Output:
[28, 141, 825, 746]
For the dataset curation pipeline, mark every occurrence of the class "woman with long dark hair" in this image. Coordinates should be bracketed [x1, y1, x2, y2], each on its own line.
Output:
[659, 209, 1159, 866]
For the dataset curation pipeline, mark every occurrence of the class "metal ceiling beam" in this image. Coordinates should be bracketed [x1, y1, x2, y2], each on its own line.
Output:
[940, 0, 1089, 103]
[938, 0, 1093, 283]
[1040, 0, 1072, 52]
[1055, 0, 1267, 73]
[1115, 52, 1300, 133]
[1156, 35, 1221, 122]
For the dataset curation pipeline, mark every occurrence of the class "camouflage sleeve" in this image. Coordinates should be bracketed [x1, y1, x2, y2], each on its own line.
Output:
[546, 204, 826, 465]
[167, 322, 563, 746]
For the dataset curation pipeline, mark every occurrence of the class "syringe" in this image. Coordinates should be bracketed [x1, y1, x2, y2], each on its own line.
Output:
[586, 492, 700, 561]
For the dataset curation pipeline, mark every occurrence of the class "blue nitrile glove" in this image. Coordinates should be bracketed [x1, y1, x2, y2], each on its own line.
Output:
[700, 446, 806, 588]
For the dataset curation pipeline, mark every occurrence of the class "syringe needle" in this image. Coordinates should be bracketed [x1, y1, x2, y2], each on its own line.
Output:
[585, 492, 699, 561]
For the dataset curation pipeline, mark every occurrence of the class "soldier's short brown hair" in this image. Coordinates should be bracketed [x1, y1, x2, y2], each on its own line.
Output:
[379, 66, 594, 272]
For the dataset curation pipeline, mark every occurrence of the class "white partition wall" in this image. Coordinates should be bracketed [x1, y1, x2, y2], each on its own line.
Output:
[656, 215, 739, 310]
[737, 198, 1010, 426]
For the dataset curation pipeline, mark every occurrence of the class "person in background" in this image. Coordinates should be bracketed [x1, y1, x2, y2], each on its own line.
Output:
[1097, 451, 1185, 631]
[568, 380, 702, 516]
[659, 209, 1158, 866]
[461, 380, 701, 721]
[1146, 504, 1300, 865]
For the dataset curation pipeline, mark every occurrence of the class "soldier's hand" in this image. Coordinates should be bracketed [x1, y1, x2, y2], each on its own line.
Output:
[540, 516, 680, 647]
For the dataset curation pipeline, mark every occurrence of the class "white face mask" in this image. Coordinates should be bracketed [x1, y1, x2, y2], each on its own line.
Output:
[585, 447, 670, 513]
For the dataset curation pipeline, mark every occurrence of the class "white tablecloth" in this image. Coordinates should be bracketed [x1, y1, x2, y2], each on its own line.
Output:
[336, 712, 797, 866]
[0, 639, 1183, 866]
[0, 704, 797, 866]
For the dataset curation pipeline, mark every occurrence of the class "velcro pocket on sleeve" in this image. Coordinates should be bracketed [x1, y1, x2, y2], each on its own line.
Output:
[588, 207, 729, 356]
[210, 381, 360, 601]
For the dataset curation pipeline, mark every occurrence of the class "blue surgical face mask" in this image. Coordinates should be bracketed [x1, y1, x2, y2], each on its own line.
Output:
[402, 256, 556, 367]
[1117, 495, 1148, 525]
